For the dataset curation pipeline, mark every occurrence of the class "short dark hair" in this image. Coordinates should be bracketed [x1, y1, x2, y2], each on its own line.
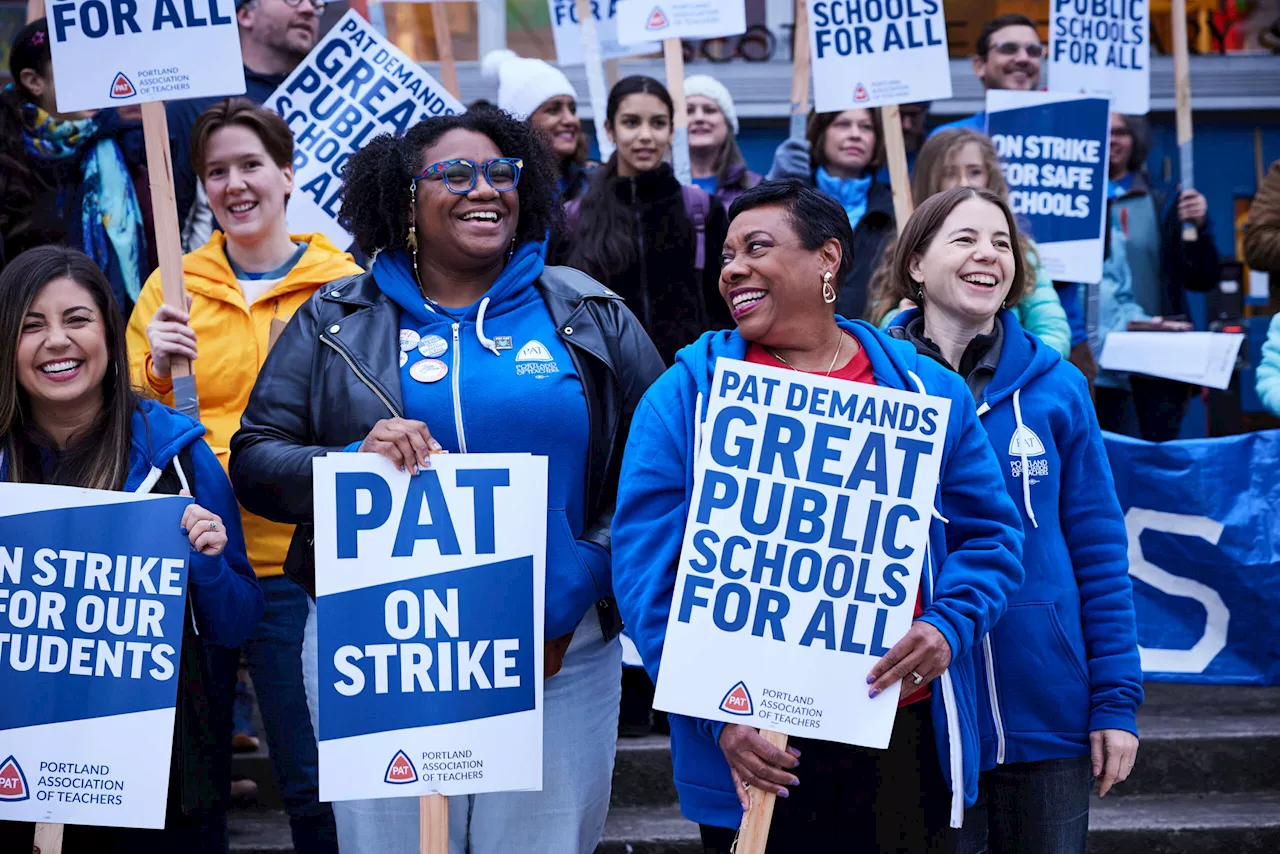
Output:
[339, 107, 558, 257]
[976, 14, 1039, 57]
[885, 186, 1029, 313]
[728, 179, 857, 293]
[191, 98, 294, 177]
[806, 108, 885, 174]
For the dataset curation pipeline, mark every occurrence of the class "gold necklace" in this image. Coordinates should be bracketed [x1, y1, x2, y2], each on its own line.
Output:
[767, 331, 844, 377]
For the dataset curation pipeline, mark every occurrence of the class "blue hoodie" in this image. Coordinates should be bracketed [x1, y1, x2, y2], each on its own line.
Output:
[2, 398, 263, 647]
[612, 320, 1026, 830]
[370, 243, 607, 639]
[891, 309, 1142, 769]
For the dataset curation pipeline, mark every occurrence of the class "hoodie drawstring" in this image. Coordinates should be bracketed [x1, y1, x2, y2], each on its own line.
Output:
[135, 457, 199, 633]
[1011, 389, 1039, 529]
[136, 465, 163, 495]
[906, 370, 950, 524]
[693, 391, 705, 461]
[474, 297, 500, 357]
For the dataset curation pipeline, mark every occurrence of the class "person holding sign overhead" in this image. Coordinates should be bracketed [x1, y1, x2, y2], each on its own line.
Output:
[481, 49, 595, 202]
[684, 74, 762, 212]
[881, 186, 1142, 853]
[558, 75, 731, 365]
[126, 98, 360, 854]
[0, 245, 263, 851]
[867, 128, 1072, 359]
[229, 107, 664, 853]
[612, 180, 1025, 852]
[766, 109, 895, 321]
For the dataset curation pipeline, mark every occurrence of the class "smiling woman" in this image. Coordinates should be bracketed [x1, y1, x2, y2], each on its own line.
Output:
[229, 106, 665, 854]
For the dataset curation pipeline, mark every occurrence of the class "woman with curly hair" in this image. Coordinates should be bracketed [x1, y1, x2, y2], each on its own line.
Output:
[229, 108, 665, 853]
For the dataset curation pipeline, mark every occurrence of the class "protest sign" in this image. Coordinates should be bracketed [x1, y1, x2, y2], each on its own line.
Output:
[0, 484, 191, 829]
[805, 0, 951, 113]
[652, 359, 950, 748]
[266, 10, 465, 251]
[1049, 0, 1150, 114]
[46, 0, 244, 113]
[615, 0, 747, 43]
[986, 91, 1110, 285]
[550, 0, 660, 63]
[312, 453, 547, 803]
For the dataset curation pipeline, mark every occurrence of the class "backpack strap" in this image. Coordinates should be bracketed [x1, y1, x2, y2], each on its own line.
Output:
[681, 184, 711, 273]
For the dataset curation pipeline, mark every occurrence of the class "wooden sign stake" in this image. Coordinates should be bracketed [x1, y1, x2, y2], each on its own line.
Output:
[26, 0, 44, 23]
[32, 821, 63, 854]
[789, 0, 810, 141]
[420, 793, 449, 854]
[663, 37, 691, 185]
[431, 4, 459, 100]
[140, 100, 199, 419]
[880, 104, 915, 235]
[1170, 0, 1197, 242]
[734, 729, 790, 853]
[577, 0, 615, 162]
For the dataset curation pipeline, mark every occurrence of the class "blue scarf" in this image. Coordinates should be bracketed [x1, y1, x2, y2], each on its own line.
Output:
[815, 166, 873, 231]
[371, 240, 548, 327]
[19, 96, 147, 303]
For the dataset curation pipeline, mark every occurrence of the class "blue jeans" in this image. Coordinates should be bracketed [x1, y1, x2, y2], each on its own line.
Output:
[244, 575, 337, 854]
[957, 757, 1093, 854]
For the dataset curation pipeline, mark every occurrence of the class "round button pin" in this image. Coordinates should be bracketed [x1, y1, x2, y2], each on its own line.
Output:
[399, 329, 421, 352]
[418, 334, 448, 359]
[410, 358, 448, 384]
[399, 351, 408, 368]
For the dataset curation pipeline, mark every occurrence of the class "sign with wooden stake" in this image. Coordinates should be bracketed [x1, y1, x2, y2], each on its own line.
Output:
[577, 0, 617, 162]
[1170, 0, 1197, 242]
[880, 104, 914, 234]
[664, 38, 692, 185]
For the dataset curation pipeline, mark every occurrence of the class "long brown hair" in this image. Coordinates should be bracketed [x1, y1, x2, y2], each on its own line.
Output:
[807, 108, 885, 175]
[0, 246, 137, 490]
[880, 187, 1029, 319]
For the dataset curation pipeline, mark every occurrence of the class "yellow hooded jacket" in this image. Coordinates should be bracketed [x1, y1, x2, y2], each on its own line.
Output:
[127, 231, 363, 578]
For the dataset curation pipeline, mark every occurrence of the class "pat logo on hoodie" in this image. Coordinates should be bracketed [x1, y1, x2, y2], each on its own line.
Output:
[515, 340, 560, 378]
[1009, 425, 1049, 481]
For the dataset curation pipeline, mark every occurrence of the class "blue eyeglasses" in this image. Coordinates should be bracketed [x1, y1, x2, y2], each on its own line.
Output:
[415, 158, 523, 194]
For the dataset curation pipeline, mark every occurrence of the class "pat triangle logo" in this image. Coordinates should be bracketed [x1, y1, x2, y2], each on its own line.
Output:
[854, 83, 869, 102]
[1009, 424, 1045, 457]
[645, 6, 669, 29]
[383, 749, 418, 785]
[0, 755, 30, 801]
[516, 340, 553, 362]
[719, 681, 753, 716]
[110, 72, 136, 99]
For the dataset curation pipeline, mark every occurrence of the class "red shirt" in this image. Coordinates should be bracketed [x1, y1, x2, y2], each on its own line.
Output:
[744, 336, 931, 707]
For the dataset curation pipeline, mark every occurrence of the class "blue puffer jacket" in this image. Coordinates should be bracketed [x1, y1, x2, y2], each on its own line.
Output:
[613, 320, 1025, 830]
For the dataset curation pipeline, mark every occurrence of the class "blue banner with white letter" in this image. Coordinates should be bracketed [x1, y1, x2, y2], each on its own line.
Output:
[1104, 430, 1280, 685]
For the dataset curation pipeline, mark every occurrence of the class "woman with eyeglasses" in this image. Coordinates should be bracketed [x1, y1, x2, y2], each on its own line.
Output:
[229, 108, 664, 853]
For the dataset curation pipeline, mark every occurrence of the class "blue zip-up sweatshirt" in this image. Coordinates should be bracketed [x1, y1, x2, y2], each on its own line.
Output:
[2, 398, 263, 647]
[370, 244, 607, 639]
[612, 320, 1026, 829]
[891, 309, 1142, 769]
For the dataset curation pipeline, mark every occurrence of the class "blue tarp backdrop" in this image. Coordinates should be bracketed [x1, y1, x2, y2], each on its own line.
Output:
[1105, 430, 1280, 685]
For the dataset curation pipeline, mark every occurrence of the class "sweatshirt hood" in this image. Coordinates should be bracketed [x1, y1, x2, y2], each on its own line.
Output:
[128, 398, 206, 489]
[181, 231, 361, 302]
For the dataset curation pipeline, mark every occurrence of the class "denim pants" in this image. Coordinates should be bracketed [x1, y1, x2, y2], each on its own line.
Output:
[303, 599, 622, 854]
[246, 576, 338, 853]
[957, 757, 1093, 854]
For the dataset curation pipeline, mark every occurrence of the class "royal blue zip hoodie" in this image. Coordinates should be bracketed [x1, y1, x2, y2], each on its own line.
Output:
[612, 319, 1026, 829]
[2, 398, 263, 648]
[370, 243, 607, 640]
[890, 309, 1143, 769]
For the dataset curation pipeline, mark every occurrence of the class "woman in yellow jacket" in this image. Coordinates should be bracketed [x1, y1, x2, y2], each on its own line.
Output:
[126, 99, 361, 854]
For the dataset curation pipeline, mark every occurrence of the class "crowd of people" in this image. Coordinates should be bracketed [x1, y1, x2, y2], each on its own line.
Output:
[0, 3, 1275, 853]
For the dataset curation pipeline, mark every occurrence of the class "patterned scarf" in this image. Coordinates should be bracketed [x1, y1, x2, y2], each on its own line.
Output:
[19, 96, 147, 302]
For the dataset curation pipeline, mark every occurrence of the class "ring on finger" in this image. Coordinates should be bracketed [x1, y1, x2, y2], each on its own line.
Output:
[911, 670, 924, 685]
[207, 520, 219, 532]
[742, 780, 751, 790]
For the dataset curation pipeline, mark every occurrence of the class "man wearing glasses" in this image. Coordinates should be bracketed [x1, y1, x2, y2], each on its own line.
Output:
[167, 0, 327, 251]
[931, 13, 1044, 136]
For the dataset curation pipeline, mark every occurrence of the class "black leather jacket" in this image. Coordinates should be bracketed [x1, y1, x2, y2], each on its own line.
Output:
[229, 266, 665, 610]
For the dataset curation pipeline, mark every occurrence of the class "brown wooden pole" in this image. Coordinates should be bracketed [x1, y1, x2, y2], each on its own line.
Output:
[880, 104, 915, 234]
[734, 729, 789, 854]
[419, 793, 449, 853]
[431, 4, 460, 100]
[25, 0, 44, 24]
[663, 38, 691, 184]
[1170, 0, 1197, 242]
[32, 822, 63, 854]
[789, 0, 810, 140]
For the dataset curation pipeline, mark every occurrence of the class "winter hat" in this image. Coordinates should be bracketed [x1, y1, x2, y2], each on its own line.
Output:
[684, 74, 739, 135]
[481, 49, 578, 122]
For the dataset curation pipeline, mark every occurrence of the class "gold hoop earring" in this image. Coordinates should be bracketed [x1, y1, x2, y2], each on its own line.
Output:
[408, 181, 420, 281]
[822, 271, 837, 304]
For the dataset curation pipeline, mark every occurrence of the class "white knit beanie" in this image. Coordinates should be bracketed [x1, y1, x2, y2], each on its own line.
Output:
[684, 74, 739, 135]
[481, 49, 579, 122]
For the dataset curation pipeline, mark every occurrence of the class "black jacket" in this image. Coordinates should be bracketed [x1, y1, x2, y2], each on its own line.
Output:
[557, 163, 732, 365]
[229, 265, 665, 603]
[840, 180, 897, 322]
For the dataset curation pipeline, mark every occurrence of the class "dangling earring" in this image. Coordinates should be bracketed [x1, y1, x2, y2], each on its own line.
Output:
[914, 282, 925, 303]
[821, 271, 837, 304]
[506, 237, 516, 262]
[407, 181, 420, 281]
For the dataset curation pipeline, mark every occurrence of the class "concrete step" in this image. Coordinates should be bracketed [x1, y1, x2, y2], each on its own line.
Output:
[229, 792, 1280, 854]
